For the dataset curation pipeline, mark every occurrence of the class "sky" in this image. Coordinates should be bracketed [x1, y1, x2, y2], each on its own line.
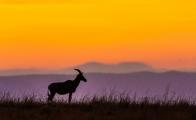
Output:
[0, 0, 196, 70]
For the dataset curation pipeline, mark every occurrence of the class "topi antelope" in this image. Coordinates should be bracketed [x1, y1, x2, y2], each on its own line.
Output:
[47, 69, 87, 103]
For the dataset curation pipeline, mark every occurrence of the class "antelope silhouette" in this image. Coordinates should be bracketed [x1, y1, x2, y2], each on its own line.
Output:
[47, 69, 87, 103]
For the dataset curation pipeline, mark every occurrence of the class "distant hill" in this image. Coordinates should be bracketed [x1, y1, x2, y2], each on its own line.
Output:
[63, 62, 154, 74]
[0, 62, 154, 75]
[0, 69, 54, 76]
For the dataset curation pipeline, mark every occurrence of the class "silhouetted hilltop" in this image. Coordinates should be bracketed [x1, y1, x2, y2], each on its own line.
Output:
[0, 62, 154, 75]
[64, 62, 154, 74]
[1, 62, 195, 76]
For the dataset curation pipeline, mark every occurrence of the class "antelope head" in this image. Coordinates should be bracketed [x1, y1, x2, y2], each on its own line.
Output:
[74, 69, 87, 82]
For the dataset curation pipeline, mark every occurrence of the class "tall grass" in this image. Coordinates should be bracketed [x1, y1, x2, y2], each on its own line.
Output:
[0, 91, 196, 120]
[0, 91, 195, 106]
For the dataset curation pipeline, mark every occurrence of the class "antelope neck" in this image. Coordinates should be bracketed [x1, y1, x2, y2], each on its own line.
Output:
[73, 76, 81, 86]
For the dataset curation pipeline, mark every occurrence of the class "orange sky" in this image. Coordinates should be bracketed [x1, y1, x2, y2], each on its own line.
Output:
[0, 0, 196, 70]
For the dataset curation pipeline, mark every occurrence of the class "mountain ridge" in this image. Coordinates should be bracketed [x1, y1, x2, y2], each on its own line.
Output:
[1, 62, 196, 76]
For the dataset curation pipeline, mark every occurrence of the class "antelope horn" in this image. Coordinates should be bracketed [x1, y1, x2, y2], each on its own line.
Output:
[74, 69, 82, 74]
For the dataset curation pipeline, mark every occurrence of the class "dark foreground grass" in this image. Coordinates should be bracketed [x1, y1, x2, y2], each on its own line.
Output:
[0, 94, 196, 120]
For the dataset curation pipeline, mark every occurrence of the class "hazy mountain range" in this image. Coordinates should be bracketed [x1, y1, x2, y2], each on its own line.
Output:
[0, 62, 155, 76]
[64, 62, 155, 74]
[0, 62, 196, 100]
[0, 71, 196, 100]
[0, 61, 195, 76]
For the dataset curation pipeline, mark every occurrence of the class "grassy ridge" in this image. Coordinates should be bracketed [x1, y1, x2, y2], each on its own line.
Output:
[0, 94, 196, 120]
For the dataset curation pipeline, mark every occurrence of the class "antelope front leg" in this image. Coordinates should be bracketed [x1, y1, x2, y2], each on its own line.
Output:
[68, 93, 72, 104]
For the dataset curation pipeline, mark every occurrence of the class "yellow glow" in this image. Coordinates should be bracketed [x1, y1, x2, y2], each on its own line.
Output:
[0, 0, 196, 70]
